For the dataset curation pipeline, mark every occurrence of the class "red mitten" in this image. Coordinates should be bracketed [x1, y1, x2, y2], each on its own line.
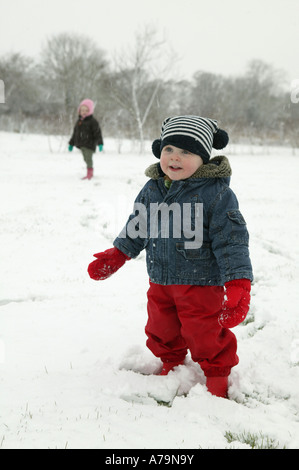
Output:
[218, 279, 251, 328]
[88, 247, 130, 280]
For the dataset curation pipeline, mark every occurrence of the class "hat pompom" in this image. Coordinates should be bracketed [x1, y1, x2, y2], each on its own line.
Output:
[213, 129, 229, 149]
[152, 139, 162, 158]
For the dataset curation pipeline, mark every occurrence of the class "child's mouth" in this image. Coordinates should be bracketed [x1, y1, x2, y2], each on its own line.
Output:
[169, 166, 182, 171]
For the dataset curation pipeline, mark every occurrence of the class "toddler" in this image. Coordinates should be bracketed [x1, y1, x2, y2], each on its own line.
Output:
[88, 115, 253, 398]
[69, 99, 104, 180]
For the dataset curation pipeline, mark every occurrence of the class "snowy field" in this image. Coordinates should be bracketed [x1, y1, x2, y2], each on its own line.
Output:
[1, 131, 299, 450]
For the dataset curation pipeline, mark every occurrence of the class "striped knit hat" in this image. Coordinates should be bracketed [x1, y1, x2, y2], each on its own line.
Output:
[152, 115, 229, 164]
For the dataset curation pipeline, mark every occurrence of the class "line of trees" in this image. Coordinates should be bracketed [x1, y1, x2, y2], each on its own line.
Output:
[0, 28, 298, 151]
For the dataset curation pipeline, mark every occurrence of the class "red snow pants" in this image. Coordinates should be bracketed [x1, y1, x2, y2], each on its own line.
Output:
[145, 281, 239, 377]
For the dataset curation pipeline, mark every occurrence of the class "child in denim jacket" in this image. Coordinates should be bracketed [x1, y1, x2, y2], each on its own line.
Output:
[88, 115, 253, 398]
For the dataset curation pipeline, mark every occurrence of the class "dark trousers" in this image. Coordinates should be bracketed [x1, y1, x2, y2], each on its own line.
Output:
[81, 147, 94, 169]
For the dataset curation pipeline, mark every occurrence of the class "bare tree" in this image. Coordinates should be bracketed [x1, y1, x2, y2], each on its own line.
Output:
[189, 71, 227, 117]
[39, 33, 108, 134]
[110, 25, 177, 153]
[0, 53, 40, 132]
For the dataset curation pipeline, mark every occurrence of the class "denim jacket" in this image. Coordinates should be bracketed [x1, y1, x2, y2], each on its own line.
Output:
[114, 156, 253, 286]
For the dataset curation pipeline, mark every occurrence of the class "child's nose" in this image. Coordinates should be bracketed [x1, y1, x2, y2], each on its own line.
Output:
[171, 151, 180, 160]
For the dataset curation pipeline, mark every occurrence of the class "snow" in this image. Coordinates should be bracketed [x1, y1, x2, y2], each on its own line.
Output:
[1, 132, 299, 449]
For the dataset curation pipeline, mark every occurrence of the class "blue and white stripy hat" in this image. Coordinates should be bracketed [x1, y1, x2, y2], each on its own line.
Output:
[152, 115, 229, 164]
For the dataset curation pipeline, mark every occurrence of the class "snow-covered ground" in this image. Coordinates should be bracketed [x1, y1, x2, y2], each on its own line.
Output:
[1, 132, 299, 449]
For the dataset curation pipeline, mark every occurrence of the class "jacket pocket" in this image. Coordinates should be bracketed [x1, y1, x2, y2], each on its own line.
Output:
[175, 242, 211, 280]
[226, 210, 249, 243]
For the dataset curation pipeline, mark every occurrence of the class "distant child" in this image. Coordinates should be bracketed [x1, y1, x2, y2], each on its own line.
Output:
[87, 115, 253, 398]
[68, 99, 104, 180]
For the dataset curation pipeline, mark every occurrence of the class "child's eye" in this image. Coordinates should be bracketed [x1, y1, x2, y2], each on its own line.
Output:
[164, 146, 173, 152]
[182, 149, 190, 155]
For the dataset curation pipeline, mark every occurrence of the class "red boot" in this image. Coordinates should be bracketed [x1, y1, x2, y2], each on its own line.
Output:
[206, 376, 228, 398]
[159, 361, 184, 376]
[82, 168, 93, 180]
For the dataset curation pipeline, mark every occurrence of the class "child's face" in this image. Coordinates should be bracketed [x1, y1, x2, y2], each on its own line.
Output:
[160, 145, 204, 180]
[80, 105, 89, 118]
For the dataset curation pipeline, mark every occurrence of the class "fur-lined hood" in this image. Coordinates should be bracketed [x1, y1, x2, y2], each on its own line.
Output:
[145, 155, 232, 180]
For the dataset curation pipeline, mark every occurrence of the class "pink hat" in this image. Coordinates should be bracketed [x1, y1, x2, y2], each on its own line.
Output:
[78, 99, 95, 116]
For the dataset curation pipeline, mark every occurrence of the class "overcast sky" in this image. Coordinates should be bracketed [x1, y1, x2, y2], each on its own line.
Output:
[0, 0, 298, 84]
